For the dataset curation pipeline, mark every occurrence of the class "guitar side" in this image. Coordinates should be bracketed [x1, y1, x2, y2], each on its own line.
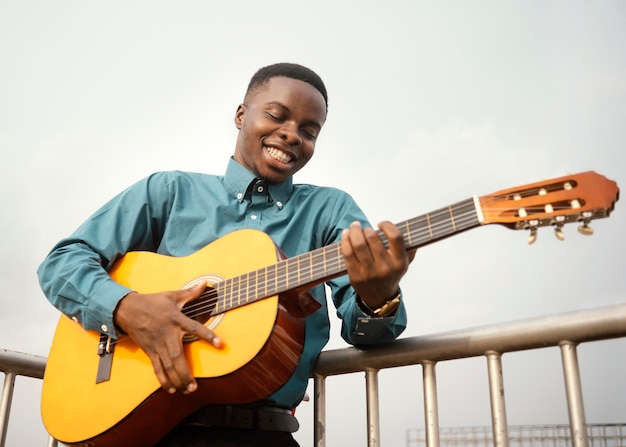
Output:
[41, 229, 307, 447]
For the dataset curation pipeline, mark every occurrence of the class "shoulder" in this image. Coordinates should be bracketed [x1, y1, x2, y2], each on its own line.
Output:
[292, 183, 355, 202]
[146, 170, 219, 182]
[142, 170, 221, 189]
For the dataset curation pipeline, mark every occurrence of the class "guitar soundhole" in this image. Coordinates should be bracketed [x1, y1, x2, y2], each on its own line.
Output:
[181, 275, 225, 343]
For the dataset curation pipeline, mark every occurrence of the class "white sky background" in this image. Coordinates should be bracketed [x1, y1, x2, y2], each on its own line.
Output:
[1, 1, 625, 446]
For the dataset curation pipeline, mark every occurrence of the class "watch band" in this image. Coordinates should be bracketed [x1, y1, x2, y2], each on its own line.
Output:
[358, 291, 401, 318]
[372, 293, 401, 317]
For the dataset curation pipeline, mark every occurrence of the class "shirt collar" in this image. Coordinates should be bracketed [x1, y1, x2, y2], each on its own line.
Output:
[223, 157, 293, 206]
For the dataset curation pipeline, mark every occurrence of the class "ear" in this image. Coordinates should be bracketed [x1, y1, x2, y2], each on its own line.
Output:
[234, 104, 246, 129]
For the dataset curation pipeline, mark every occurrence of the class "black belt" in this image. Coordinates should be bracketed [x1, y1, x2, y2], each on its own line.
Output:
[183, 406, 300, 433]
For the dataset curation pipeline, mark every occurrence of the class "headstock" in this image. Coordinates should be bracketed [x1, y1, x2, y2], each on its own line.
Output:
[478, 171, 619, 244]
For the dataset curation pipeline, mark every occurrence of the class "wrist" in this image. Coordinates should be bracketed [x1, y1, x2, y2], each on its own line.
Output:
[113, 291, 136, 335]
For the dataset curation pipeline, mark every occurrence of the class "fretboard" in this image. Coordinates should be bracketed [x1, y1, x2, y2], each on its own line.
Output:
[209, 197, 481, 315]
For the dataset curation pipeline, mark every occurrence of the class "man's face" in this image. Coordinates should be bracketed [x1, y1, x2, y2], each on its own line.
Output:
[233, 76, 327, 184]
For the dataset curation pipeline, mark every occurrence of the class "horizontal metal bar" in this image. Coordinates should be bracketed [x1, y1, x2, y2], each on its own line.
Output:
[0, 350, 47, 379]
[313, 302, 626, 377]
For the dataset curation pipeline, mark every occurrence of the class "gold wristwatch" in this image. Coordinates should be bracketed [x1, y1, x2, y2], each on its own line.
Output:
[359, 292, 401, 318]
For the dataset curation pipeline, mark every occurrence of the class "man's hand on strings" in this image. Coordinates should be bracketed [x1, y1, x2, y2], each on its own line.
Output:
[341, 221, 416, 309]
[113, 282, 223, 394]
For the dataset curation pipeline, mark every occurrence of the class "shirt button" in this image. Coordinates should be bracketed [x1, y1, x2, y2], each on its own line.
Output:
[250, 215, 258, 220]
[257, 186, 264, 193]
[276, 201, 283, 208]
[71, 316, 79, 323]
[101, 324, 108, 332]
[236, 193, 243, 200]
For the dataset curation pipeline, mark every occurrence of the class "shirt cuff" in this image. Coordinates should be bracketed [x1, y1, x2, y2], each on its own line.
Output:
[350, 291, 405, 345]
[83, 280, 134, 338]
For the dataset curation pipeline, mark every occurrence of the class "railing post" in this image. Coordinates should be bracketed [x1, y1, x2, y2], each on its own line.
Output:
[365, 367, 381, 447]
[559, 341, 589, 447]
[0, 372, 16, 447]
[313, 374, 327, 447]
[422, 361, 440, 447]
[486, 350, 509, 447]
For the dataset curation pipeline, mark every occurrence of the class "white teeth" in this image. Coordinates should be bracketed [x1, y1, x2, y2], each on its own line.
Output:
[266, 146, 292, 163]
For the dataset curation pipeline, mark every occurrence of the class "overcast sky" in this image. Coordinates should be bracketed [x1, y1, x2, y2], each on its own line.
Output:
[1, 1, 625, 446]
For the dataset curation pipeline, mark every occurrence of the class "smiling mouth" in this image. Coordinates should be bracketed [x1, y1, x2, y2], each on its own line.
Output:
[266, 146, 293, 164]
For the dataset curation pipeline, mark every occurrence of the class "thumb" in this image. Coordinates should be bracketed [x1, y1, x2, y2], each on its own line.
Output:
[178, 281, 208, 306]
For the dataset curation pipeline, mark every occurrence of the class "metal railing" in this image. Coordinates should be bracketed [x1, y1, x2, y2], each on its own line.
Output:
[406, 423, 626, 447]
[0, 349, 54, 447]
[1, 302, 625, 447]
[312, 302, 626, 447]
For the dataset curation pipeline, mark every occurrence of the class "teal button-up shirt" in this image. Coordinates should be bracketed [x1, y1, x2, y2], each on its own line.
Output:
[38, 158, 407, 408]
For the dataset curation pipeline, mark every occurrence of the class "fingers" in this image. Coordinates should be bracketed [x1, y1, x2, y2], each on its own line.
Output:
[122, 284, 226, 395]
[178, 281, 210, 305]
[150, 338, 197, 395]
[152, 316, 224, 394]
[154, 284, 225, 393]
[177, 282, 224, 349]
[377, 221, 411, 267]
[342, 220, 407, 265]
[181, 316, 224, 349]
[342, 220, 412, 305]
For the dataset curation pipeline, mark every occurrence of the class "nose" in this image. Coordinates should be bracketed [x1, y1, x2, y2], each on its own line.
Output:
[278, 122, 302, 146]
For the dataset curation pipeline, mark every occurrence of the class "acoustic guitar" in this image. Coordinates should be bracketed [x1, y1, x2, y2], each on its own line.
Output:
[41, 171, 619, 446]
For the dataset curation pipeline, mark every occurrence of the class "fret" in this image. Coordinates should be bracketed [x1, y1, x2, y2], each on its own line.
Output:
[309, 251, 314, 284]
[296, 256, 302, 284]
[224, 282, 230, 313]
[215, 283, 224, 314]
[232, 276, 239, 308]
[272, 264, 279, 293]
[237, 275, 243, 307]
[406, 215, 429, 246]
[425, 213, 433, 239]
[404, 220, 412, 247]
[264, 265, 268, 299]
[448, 205, 457, 232]
[245, 272, 251, 306]
[335, 243, 343, 273]
[429, 207, 455, 239]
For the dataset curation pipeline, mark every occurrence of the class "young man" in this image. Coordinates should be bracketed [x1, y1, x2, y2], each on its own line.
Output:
[38, 63, 413, 446]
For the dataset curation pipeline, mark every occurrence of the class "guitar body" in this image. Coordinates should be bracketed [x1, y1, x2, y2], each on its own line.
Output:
[41, 229, 307, 447]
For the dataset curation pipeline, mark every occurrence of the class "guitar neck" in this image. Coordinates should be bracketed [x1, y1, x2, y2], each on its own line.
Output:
[213, 197, 481, 313]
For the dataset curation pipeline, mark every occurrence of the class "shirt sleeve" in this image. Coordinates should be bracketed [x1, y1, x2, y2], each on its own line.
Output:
[37, 173, 170, 338]
[322, 191, 407, 346]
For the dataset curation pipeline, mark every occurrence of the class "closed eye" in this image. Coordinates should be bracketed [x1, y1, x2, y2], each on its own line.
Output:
[302, 127, 319, 139]
[265, 111, 283, 122]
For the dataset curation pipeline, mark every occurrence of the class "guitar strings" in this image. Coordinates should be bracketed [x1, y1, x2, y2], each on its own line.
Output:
[109, 201, 580, 347]
[168, 201, 578, 322]
[179, 201, 581, 320]
[178, 201, 482, 320]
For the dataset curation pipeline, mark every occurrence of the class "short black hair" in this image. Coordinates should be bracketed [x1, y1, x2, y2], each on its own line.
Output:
[245, 62, 328, 109]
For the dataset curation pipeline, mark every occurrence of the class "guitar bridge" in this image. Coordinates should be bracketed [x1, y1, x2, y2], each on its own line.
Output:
[96, 333, 114, 384]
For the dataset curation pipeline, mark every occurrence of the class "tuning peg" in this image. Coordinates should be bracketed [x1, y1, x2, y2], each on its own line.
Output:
[554, 225, 565, 241]
[528, 227, 538, 245]
[578, 221, 594, 236]
[553, 216, 565, 241]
